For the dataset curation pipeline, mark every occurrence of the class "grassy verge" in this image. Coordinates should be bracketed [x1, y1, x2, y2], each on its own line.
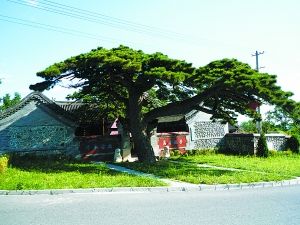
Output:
[0, 155, 165, 190]
[122, 160, 290, 185]
[171, 151, 300, 177]
[122, 151, 300, 184]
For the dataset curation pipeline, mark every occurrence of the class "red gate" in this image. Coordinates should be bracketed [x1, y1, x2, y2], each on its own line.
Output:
[158, 133, 187, 150]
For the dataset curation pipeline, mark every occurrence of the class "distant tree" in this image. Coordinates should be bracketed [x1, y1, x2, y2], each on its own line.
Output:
[0, 93, 21, 111]
[265, 106, 300, 142]
[287, 135, 300, 153]
[239, 120, 278, 133]
[29, 45, 300, 163]
[239, 120, 257, 133]
[289, 125, 300, 140]
[262, 121, 279, 133]
[265, 106, 294, 131]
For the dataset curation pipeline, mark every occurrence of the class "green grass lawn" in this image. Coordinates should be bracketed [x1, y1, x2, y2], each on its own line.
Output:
[171, 151, 300, 177]
[122, 151, 300, 184]
[0, 156, 165, 190]
[2, 151, 299, 189]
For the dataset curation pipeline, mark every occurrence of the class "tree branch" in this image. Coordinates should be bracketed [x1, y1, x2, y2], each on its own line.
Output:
[143, 83, 225, 124]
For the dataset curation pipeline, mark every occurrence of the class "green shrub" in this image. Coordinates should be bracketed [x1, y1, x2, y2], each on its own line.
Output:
[186, 149, 216, 156]
[256, 133, 269, 157]
[189, 150, 196, 156]
[8, 152, 75, 168]
[197, 149, 216, 155]
[218, 146, 230, 154]
[0, 155, 9, 173]
[286, 135, 300, 153]
[268, 150, 278, 157]
[172, 150, 181, 156]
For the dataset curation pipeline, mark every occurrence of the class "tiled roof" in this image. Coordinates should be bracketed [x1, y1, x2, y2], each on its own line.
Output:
[157, 114, 188, 132]
[55, 101, 102, 123]
[0, 92, 76, 127]
[55, 101, 85, 112]
[157, 115, 185, 123]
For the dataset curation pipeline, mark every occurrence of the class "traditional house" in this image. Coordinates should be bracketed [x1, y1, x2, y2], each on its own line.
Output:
[151, 110, 230, 155]
[0, 92, 79, 156]
[0, 92, 232, 159]
[2, 92, 285, 160]
[0, 92, 122, 160]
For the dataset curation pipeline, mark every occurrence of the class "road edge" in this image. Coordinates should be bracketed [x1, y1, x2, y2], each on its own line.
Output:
[1, 177, 300, 195]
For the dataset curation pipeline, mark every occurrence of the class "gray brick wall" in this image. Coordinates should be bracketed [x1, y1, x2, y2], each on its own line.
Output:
[0, 100, 79, 155]
[189, 120, 227, 150]
[224, 133, 289, 155]
[193, 121, 226, 139]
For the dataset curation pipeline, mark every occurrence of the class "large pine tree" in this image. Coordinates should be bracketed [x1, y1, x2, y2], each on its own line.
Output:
[30, 46, 300, 163]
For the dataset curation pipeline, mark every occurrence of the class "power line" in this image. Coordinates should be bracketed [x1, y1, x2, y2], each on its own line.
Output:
[0, 14, 140, 46]
[5, 0, 246, 49]
[6, 0, 188, 42]
[40, 0, 181, 36]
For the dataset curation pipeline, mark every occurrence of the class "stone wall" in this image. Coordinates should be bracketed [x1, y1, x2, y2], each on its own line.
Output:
[193, 121, 226, 139]
[254, 134, 289, 151]
[194, 138, 224, 150]
[0, 100, 79, 156]
[189, 121, 227, 149]
[224, 133, 256, 155]
[224, 133, 290, 155]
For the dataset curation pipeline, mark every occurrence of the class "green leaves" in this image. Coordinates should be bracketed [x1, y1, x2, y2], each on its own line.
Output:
[30, 45, 298, 126]
[182, 58, 299, 123]
[0, 92, 21, 111]
[256, 133, 269, 157]
[28, 45, 300, 162]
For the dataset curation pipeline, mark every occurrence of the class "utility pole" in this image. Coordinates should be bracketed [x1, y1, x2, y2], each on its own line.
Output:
[252, 51, 264, 71]
[252, 50, 264, 134]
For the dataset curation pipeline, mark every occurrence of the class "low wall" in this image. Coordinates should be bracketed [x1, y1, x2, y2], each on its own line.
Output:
[193, 138, 224, 150]
[224, 133, 256, 155]
[79, 135, 121, 161]
[188, 120, 227, 150]
[224, 133, 289, 155]
[256, 134, 289, 151]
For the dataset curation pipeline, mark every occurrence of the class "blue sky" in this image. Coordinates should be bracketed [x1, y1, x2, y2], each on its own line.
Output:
[1, 0, 299, 113]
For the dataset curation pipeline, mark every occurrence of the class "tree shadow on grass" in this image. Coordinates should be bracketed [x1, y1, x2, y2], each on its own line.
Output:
[122, 160, 238, 178]
[8, 154, 117, 175]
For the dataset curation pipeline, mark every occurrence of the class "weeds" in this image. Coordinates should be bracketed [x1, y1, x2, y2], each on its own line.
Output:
[0, 153, 165, 190]
[122, 150, 300, 184]
[0, 155, 9, 173]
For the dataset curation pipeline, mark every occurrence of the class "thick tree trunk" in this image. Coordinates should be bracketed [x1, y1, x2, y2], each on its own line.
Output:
[131, 127, 156, 163]
[128, 90, 156, 163]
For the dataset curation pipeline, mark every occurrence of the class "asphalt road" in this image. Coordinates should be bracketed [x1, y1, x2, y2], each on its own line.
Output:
[1, 186, 300, 225]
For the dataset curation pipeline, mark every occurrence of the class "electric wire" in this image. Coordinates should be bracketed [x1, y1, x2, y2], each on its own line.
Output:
[0, 14, 140, 46]
[4, 0, 245, 49]
[6, 0, 188, 42]
[39, 0, 183, 37]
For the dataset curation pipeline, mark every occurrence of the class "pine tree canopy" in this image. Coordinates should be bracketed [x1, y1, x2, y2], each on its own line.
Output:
[29, 45, 300, 162]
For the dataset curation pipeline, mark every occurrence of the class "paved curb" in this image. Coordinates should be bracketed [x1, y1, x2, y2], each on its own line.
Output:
[1, 178, 300, 195]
